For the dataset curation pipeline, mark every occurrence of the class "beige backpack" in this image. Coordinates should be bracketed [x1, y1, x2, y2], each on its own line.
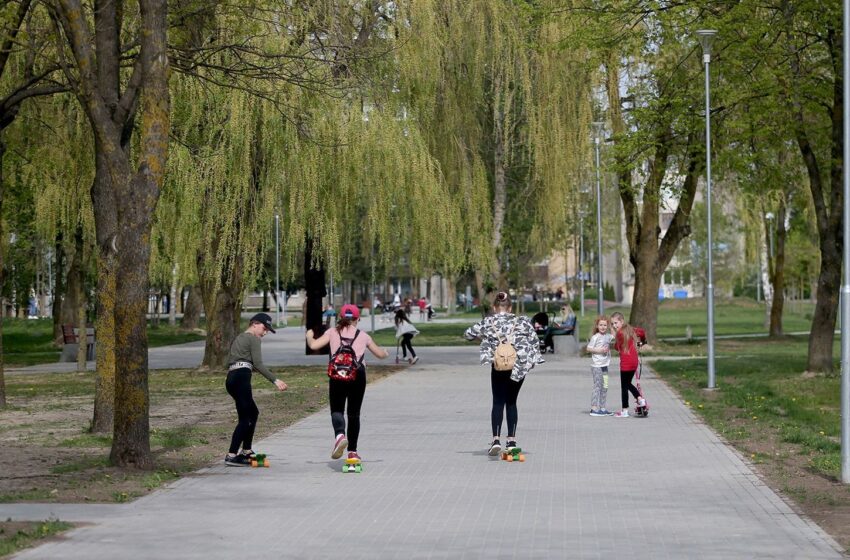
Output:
[493, 322, 517, 371]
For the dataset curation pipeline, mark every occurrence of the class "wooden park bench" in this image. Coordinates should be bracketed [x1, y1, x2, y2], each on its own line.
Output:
[60, 324, 96, 362]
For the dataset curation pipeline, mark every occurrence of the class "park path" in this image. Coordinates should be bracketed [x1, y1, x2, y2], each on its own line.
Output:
[6, 349, 844, 559]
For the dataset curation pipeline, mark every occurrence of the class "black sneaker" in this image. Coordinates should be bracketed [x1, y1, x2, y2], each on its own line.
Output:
[240, 449, 257, 459]
[225, 454, 251, 467]
[506, 441, 518, 451]
[488, 439, 501, 456]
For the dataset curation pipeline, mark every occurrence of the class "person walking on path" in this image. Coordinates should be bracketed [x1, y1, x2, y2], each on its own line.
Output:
[464, 291, 541, 456]
[394, 309, 420, 364]
[585, 315, 614, 417]
[225, 313, 288, 467]
[610, 311, 647, 418]
[306, 304, 388, 461]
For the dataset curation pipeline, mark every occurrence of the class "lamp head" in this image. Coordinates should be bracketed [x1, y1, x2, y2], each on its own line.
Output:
[765, 212, 774, 221]
[591, 121, 605, 140]
[696, 29, 718, 57]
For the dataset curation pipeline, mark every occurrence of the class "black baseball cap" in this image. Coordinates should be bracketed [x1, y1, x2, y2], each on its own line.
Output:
[250, 312, 276, 333]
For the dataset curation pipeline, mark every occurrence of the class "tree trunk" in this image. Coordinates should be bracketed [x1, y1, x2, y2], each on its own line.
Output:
[180, 285, 202, 330]
[76, 284, 88, 372]
[199, 267, 243, 370]
[52, 234, 65, 345]
[91, 248, 116, 433]
[168, 265, 178, 326]
[111, 173, 155, 468]
[0, 141, 5, 407]
[768, 201, 787, 338]
[61, 230, 84, 329]
[304, 238, 327, 354]
[807, 242, 840, 373]
[629, 260, 661, 340]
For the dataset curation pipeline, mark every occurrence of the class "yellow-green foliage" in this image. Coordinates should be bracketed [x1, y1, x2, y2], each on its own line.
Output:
[396, 0, 592, 267]
[12, 95, 95, 249]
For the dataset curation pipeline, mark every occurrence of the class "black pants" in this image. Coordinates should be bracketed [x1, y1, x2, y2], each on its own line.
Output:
[620, 369, 641, 409]
[226, 368, 259, 454]
[400, 333, 416, 358]
[490, 367, 524, 438]
[329, 366, 367, 451]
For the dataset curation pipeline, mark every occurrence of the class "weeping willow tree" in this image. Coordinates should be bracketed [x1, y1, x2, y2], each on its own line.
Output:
[395, 0, 592, 299]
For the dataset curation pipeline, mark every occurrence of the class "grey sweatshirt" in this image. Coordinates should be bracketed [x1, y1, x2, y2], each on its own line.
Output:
[227, 332, 277, 383]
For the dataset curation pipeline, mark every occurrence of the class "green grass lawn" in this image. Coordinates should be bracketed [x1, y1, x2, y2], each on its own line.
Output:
[650, 336, 841, 479]
[576, 298, 815, 341]
[2, 318, 205, 367]
[370, 323, 470, 347]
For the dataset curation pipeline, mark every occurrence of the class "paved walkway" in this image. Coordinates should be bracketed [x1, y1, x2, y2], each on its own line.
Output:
[4, 347, 844, 558]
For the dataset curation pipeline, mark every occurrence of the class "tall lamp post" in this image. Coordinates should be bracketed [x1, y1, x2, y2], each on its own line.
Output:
[592, 122, 605, 317]
[274, 214, 281, 328]
[697, 29, 718, 389]
[840, 0, 850, 483]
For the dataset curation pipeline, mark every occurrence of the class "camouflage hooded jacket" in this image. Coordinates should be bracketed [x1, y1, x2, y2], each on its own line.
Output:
[464, 312, 541, 381]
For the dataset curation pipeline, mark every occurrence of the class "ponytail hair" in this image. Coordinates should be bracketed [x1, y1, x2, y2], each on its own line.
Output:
[493, 291, 511, 310]
[336, 316, 354, 332]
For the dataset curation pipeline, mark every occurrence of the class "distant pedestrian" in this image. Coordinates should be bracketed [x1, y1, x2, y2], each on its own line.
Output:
[306, 304, 388, 462]
[394, 309, 420, 364]
[586, 315, 614, 416]
[464, 291, 541, 456]
[610, 312, 647, 418]
[224, 313, 288, 467]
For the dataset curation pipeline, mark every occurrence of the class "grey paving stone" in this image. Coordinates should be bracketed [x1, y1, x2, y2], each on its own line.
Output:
[9, 351, 845, 559]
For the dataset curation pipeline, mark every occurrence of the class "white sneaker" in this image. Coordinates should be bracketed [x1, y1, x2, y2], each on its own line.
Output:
[637, 397, 646, 407]
[614, 410, 630, 418]
[331, 434, 348, 459]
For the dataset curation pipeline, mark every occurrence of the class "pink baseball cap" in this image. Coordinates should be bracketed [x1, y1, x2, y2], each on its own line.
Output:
[340, 304, 360, 319]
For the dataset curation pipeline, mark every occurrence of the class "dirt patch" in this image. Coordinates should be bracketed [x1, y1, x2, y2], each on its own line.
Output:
[0, 366, 399, 504]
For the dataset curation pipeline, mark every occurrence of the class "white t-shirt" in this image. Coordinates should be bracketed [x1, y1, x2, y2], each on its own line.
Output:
[588, 333, 614, 368]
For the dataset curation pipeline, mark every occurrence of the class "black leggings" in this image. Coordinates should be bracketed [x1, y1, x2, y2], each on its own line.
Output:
[490, 367, 524, 438]
[226, 368, 259, 454]
[400, 333, 416, 358]
[329, 366, 367, 451]
[620, 369, 641, 409]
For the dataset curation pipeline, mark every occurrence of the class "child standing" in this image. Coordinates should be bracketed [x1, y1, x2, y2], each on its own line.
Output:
[586, 315, 614, 416]
[610, 312, 647, 418]
[394, 309, 420, 364]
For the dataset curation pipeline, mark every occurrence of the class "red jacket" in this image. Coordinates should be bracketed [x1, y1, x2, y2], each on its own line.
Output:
[615, 327, 646, 372]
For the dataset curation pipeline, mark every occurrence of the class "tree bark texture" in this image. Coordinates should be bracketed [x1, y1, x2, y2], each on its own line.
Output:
[0, 142, 6, 407]
[199, 256, 243, 369]
[180, 285, 202, 330]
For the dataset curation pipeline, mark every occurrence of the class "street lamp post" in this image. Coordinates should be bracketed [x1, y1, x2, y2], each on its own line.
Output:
[274, 214, 281, 328]
[592, 122, 605, 317]
[697, 29, 718, 389]
[579, 210, 585, 317]
[840, 0, 850, 483]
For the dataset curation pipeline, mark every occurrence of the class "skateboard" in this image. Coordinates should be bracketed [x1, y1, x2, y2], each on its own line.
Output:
[250, 453, 270, 468]
[342, 457, 362, 473]
[500, 448, 526, 462]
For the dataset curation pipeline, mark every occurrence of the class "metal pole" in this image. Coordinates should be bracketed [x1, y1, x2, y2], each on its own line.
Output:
[704, 47, 716, 389]
[579, 214, 585, 317]
[595, 137, 604, 317]
[275, 214, 281, 328]
[370, 252, 376, 333]
[840, 0, 850, 483]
